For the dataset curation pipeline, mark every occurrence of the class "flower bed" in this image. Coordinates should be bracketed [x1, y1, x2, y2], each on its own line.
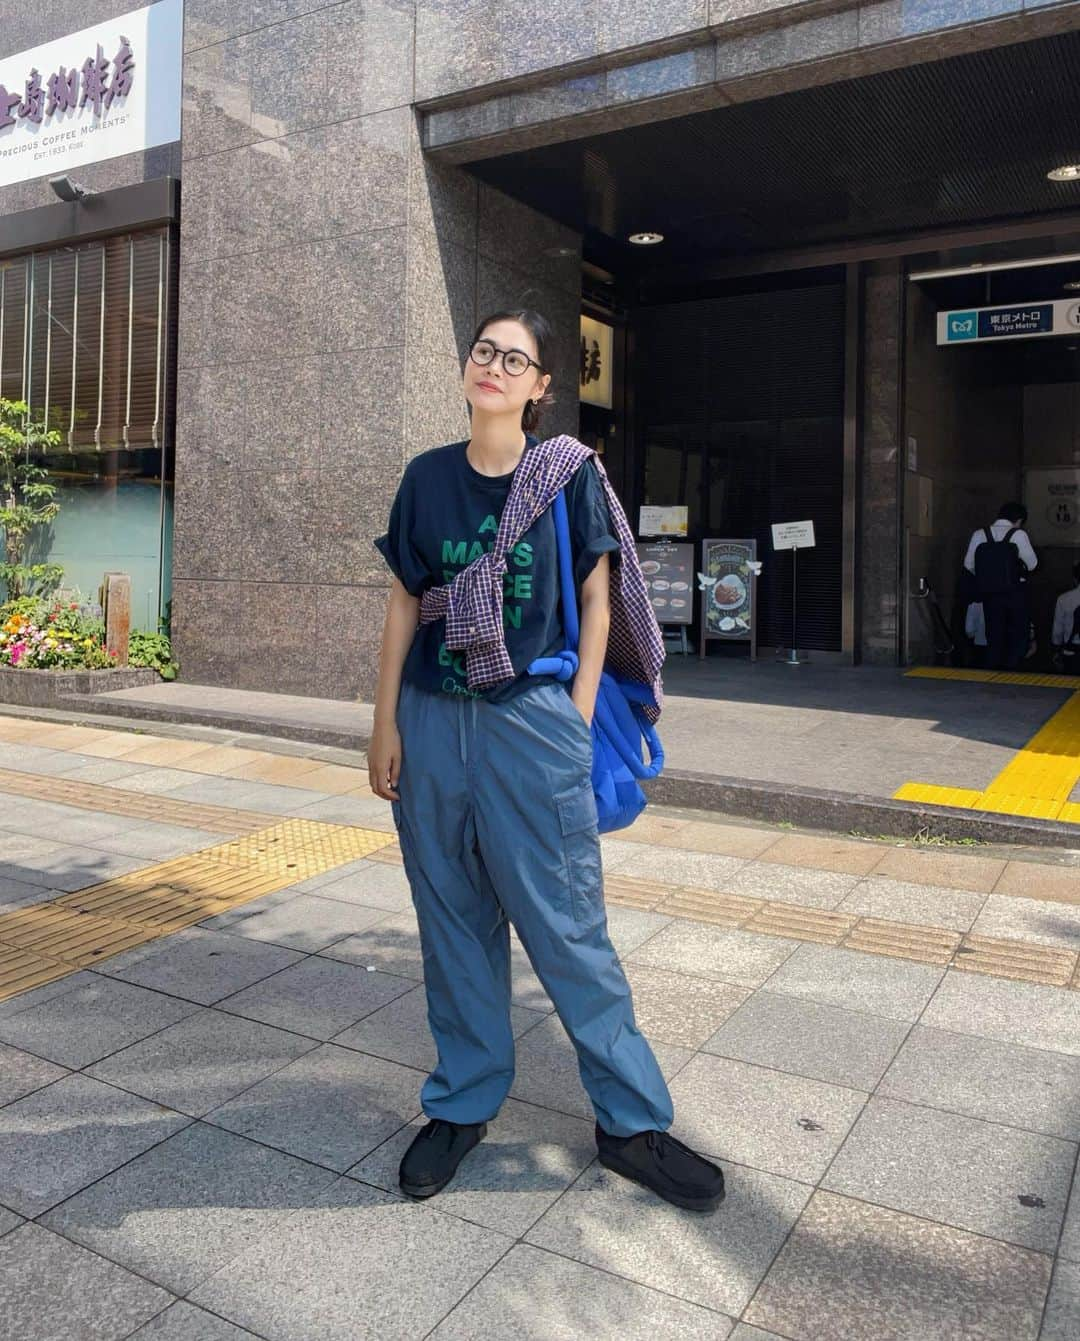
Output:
[0, 663, 161, 707]
[1, 603, 118, 670]
[0, 593, 179, 705]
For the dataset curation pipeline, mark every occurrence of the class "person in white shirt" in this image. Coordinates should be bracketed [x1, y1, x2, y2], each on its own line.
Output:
[963, 502, 1037, 670]
[1051, 561, 1080, 673]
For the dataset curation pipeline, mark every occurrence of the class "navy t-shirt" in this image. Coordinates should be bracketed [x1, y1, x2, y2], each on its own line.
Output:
[374, 435, 619, 702]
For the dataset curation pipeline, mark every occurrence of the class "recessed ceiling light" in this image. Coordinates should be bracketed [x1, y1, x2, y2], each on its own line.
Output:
[628, 231, 664, 246]
[1065, 280, 1080, 291]
[1048, 164, 1080, 182]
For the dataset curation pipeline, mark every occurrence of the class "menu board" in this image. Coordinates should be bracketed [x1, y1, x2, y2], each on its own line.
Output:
[635, 541, 694, 626]
[700, 538, 757, 657]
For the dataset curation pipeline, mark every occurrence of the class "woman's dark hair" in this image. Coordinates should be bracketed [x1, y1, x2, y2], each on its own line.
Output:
[469, 307, 556, 433]
[998, 501, 1027, 525]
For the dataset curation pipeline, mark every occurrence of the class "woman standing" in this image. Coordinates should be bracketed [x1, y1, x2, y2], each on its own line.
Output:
[371, 308, 724, 1212]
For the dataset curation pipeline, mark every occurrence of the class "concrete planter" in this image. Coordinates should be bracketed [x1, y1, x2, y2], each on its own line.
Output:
[0, 665, 161, 708]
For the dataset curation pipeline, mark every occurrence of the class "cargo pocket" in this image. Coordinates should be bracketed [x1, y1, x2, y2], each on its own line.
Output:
[554, 779, 603, 922]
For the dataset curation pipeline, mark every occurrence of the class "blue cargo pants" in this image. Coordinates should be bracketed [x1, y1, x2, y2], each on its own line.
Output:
[391, 678, 674, 1138]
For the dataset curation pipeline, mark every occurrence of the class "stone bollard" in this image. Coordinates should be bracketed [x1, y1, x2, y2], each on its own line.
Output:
[100, 572, 131, 667]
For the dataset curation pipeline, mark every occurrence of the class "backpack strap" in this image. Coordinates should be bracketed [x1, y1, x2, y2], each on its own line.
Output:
[984, 527, 993, 544]
[525, 487, 580, 680]
[536, 488, 665, 781]
[1004, 526, 1020, 543]
[552, 488, 580, 651]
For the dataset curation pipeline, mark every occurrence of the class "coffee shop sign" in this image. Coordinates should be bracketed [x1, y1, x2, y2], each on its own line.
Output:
[0, 1, 182, 190]
[0, 38, 135, 132]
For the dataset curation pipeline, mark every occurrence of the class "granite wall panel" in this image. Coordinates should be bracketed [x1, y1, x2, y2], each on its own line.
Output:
[169, 1, 582, 696]
[183, 0, 254, 52]
[169, 579, 244, 682]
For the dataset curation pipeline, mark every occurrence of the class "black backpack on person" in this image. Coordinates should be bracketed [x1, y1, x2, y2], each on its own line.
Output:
[973, 526, 1025, 596]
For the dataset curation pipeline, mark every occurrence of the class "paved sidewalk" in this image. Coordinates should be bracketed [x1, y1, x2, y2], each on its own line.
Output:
[40, 658, 1080, 843]
[0, 715, 1078, 1340]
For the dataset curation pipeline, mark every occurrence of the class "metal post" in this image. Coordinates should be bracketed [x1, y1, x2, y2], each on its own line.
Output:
[786, 546, 805, 665]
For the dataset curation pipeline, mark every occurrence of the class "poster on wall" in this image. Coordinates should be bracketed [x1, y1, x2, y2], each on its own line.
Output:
[580, 313, 613, 409]
[0, 0, 182, 189]
[635, 542, 694, 625]
[638, 504, 688, 537]
[1025, 469, 1080, 547]
[700, 538, 757, 658]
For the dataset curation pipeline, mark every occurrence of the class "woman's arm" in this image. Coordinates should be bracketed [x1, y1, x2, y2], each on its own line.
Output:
[369, 578, 419, 799]
[571, 553, 610, 726]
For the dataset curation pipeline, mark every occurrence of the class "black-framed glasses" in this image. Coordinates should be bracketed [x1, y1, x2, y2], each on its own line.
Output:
[468, 339, 544, 377]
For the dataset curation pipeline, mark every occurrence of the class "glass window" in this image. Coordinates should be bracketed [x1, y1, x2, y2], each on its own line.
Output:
[0, 229, 174, 630]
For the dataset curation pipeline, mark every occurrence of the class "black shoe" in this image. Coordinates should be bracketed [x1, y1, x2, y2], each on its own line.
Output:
[595, 1123, 726, 1212]
[398, 1118, 487, 1199]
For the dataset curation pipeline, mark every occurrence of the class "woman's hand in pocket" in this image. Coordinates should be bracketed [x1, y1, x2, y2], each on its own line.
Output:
[570, 690, 595, 728]
[368, 720, 402, 799]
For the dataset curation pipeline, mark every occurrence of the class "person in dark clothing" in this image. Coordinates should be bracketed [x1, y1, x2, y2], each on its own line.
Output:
[963, 502, 1037, 671]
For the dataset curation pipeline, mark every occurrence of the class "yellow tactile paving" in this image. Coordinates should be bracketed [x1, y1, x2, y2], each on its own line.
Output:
[0, 903, 162, 967]
[602, 874, 678, 911]
[209, 819, 395, 875]
[0, 767, 282, 833]
[954, 934, 1077, 988]
[659, 888, 763, 927]
[2, 715, 1076, 1003]
[0, 805, 1076, 1007]
[746, 904, 854, 945]
[895, 686, 1080, 825]
[906, 667, 1080, 689]
[893, 783, 984, 809]
[843, 917, 961, 966]
[598, 879, 1080, 988]
[0, 818, 397, 1003]
[0, 946, 68, 999]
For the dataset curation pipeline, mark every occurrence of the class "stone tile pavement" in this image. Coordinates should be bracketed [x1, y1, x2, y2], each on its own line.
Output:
[69, 659, 1079, 802]
[0, 715, 1079, 1339]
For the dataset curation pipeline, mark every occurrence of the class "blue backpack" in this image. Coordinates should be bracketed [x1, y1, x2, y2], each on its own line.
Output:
[527, 488, 664, 832]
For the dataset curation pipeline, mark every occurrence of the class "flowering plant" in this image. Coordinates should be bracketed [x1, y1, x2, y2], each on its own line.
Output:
[0, 599, 118, 670]
[0, 588, 180, 678]
[0, 396, 64, 601]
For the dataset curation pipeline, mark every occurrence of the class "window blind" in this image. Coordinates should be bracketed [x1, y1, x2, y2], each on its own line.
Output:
[0, 227, 170, 455]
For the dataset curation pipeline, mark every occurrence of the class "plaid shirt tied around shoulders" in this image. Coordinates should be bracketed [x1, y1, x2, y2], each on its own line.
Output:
[418, 434, 665, 722]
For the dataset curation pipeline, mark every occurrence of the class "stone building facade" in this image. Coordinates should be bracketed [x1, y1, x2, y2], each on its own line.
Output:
[2, 0, 1079, 696]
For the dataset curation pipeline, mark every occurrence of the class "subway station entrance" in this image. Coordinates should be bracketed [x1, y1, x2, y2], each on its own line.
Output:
[461, 25, 1080, 675]
[904, 250, 1080, 671]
